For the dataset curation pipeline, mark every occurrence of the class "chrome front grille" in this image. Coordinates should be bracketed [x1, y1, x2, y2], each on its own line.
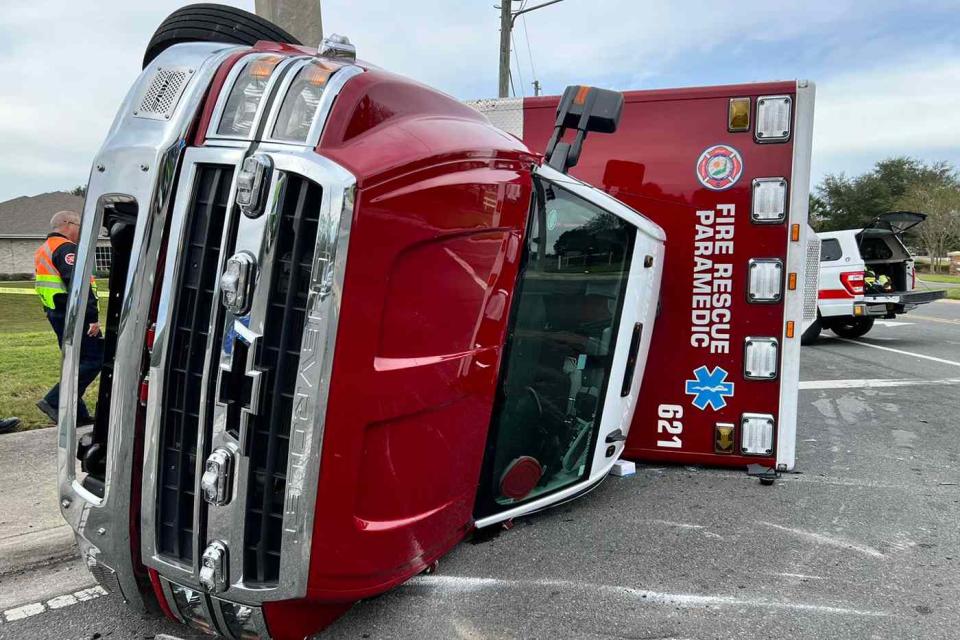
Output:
[243, 176, 323, 585]
[142, 146, 356, 607]
[157, 165, 236, 562]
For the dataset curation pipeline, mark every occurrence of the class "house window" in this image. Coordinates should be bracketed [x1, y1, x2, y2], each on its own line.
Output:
[95, 245, 112, 275]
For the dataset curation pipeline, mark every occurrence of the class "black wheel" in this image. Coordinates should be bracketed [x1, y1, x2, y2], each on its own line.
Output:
[830, 317, 874, 339]
[800, 316, 822, 346]
[143, 3, 301, 68]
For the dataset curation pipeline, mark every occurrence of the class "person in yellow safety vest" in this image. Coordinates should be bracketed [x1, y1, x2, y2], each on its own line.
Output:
[34, 210, 103, 426]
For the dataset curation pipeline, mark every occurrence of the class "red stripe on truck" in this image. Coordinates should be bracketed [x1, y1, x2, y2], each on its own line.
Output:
[819, 289, 854, 299]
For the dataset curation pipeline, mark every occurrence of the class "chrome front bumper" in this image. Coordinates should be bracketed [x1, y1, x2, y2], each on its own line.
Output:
[57, 42, 243, 611]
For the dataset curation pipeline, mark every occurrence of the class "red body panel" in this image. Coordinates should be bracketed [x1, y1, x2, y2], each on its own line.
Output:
[295, 68, 535, 601]
[521, 82, 797, 468]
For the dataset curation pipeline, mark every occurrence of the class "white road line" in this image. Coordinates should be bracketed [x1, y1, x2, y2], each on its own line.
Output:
[908, 314, 960, 326]
[759, 522, 885, 559]
[800, 378, 960, 390]
[833, 337, 960, 368]
[408, 575, 890, 617]
[1, 585, 107, 623]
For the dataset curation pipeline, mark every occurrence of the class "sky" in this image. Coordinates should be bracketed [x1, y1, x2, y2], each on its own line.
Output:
[0, 0, 959, 202]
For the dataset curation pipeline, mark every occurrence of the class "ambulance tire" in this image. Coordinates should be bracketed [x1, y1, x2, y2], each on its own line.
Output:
[143, 4, 302, 69]
[800, 317, 822, 345]
[830, 317, 875, 339]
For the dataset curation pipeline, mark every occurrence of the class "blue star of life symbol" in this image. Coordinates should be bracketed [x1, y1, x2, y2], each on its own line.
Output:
[685, 365, 735, 411]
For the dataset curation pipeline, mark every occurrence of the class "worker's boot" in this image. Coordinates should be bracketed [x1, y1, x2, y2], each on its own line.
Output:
[0, 417, 20, 434]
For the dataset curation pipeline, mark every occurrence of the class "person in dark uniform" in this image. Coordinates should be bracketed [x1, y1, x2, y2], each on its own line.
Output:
[34, 210, 103, 426]
[0, 417, 20, 434]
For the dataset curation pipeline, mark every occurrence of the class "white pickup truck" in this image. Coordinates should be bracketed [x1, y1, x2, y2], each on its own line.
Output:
[803, 211, 946, 343]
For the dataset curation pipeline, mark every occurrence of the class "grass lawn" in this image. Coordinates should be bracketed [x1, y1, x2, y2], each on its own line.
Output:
[919, 273, 960, 285]
[0, 288, 106, 431]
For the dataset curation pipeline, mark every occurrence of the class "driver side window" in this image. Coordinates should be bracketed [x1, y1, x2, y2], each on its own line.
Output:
[482, 180, 636, 511]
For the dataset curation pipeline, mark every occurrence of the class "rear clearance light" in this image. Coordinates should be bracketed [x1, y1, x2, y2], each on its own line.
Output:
[755, 94, 792, 143]
[743, 337, 779, 380]
[728, 97, 750, 132]
[840, 271, 865, 295]
[741, 413, 775, 456]
[146, 322, 156, 351]
[785, 320, 795, 338]
[747, 258, 783, 303]
[788, 272, 798, 290]
[751, 178, 787, 223]
[791, 223, 800, 242]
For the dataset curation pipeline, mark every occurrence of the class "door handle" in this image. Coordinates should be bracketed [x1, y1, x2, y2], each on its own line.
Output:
[605, 428, 627, 444]
[620, 322, 643, 397]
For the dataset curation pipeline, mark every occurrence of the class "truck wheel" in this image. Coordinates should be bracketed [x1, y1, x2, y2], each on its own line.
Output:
[143, 4, 301, 69]
[800, 317, 822, 346]
[830, 317, 875, 339]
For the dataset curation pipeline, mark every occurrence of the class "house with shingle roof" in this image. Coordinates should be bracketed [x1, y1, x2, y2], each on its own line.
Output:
[0, 191, 111, 278]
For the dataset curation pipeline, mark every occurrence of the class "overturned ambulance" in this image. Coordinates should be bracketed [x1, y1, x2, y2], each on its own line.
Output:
[57, 5, 816, 639]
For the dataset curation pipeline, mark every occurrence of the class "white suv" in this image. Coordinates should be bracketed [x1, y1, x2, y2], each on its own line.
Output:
[803, 211, 945, 343]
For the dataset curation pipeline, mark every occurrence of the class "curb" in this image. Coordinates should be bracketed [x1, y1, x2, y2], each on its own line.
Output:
[0, 525, 79, 577]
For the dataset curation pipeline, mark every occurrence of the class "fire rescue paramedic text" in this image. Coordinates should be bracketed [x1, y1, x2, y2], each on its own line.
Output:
[691, 204, 734, 354]
[34, 210, 103, 426]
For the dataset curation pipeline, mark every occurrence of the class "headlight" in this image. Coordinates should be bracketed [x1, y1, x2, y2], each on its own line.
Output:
[217, 55, 283, 138]
[169, 583, 215, 634]
[221, 601, 264, 639]
[271, 61, 337, 143]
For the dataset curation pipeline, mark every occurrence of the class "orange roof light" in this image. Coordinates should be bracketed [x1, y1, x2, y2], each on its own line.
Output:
[574, 85, 590, 105]
[249, 55, 282, 79]
[303, 63, 334, 87]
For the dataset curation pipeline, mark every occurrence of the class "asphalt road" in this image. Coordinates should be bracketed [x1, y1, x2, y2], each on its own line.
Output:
[3, 301, 959, 640]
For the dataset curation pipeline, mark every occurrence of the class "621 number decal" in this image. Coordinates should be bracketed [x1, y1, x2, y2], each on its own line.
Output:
[657, 404, 683, 449]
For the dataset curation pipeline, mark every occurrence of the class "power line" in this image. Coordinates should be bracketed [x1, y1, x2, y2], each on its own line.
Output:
[521, 14, 539, 95]
[511, 30, 525, 96]
[497, 0, 563, 98]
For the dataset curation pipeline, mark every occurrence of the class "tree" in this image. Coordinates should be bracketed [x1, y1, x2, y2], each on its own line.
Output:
[811, 157, 955, 232]
[70, 185, 86, 198]
[896, 180, 960, 273]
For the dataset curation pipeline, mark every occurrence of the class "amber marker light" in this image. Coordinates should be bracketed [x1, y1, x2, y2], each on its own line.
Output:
[728, 97, 750, 132]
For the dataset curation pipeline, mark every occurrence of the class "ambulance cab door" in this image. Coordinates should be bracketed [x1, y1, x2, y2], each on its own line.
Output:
[474, 165, 664, 527]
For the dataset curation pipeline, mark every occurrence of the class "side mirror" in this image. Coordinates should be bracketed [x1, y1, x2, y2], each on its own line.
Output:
[545, 85, 624, 173]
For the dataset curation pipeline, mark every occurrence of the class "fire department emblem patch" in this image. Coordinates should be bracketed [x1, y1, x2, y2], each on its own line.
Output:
[64, 253, 76, 266]
[696, 145, 743, 191]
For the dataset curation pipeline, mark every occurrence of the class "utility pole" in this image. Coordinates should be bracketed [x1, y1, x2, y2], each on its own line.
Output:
[498, 1, 512, 98]
[497, 0, 563, 98]
[255, 0, 324, 48]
